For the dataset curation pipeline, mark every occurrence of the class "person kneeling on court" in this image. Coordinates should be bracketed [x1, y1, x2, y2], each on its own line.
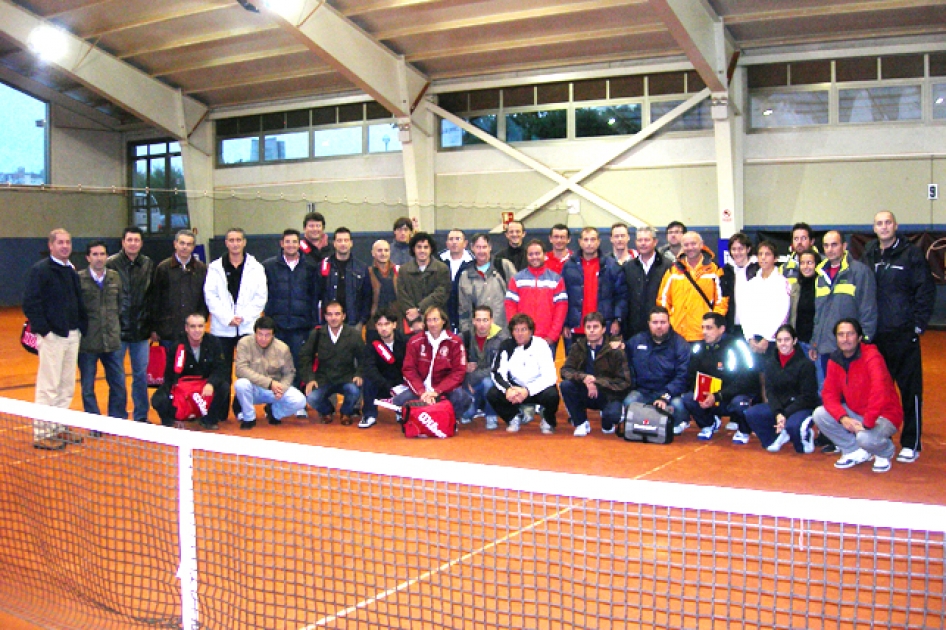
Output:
[233, 316, 306, 429]
[359, 307, 408, 429]
[393, 306, 471, 418]
[151, 313, 230, 430]
[812, 318, 902, 473]
[300, 301, 366, 426]
[487, 313, 560, 434]
[560, 312, 630, 436]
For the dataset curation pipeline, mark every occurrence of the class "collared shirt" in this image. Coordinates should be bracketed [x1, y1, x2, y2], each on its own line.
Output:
[175, 254, 193, 269]
[328, 325, 343, 344]
[284, 255, 300, 271]
[50, 256, 74, 269]
[190, 343, 201, 363]
[89, 267, 107, 286]
[639, 252, 656, 274]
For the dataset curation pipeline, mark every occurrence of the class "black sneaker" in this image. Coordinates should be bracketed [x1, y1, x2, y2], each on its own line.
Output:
[265, 404, 281, 425]
[821, 443, 839, 454]
[200, 420, 219, 431]
[240, 420, 256, 430]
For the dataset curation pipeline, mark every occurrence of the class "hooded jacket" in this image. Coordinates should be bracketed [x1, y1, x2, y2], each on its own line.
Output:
[657, 249, 728, 342]
[810, 252, 877, 354]
[822, 342, 903, 429]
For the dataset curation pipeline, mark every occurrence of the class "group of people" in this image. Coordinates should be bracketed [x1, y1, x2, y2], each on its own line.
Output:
[24, 210, 936, 474]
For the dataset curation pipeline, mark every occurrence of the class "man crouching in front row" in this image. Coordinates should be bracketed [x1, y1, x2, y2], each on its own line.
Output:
[233, 316, 306, 429]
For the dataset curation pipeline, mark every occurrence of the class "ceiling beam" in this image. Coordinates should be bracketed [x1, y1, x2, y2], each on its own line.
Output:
[342, 0, 442, 19]
[738, 25, 946, 51]
[264, 0, 428, 118]
[374, 0, 649, 40]
[184, 67, 336, 95]
[80, 3, 234, 39]
[722, 0, 946, 25]
[0, 0, 206, 140]
[118, 25, 281, 60]
[0, 63, 123, 130]
[406, 24, 666, 63]
[648, 0, 730, 92]
[150, 45, 313, 78]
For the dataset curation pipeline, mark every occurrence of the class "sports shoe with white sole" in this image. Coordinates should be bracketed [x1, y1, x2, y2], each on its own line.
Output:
[295, 408, 308, 418]
[673, 421, 690, 435]
[573, 421, 591, 437]
[766, 430, 791, 453]
[872, 456, 892, 473]
[539, 419, 554, 435]
[506, 418, 521, 433]
[485, 416, 498, 430]
[601, 425, 616, 435]
[459, 416, 473, 425]
[732, 431, 751, 445]
[725, 421, 739, 431]
[358, 416, 377, 429]
[896, 448, 919, 463]
[697, 418, 721, 441]
[835, 448, 873, 469]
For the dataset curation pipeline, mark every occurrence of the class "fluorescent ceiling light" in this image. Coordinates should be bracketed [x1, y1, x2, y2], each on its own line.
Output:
[28, 25, 69, 63]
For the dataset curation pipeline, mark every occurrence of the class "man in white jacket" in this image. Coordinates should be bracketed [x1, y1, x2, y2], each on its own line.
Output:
[487, 313, 561, 434]
[204, 228, 268, 416]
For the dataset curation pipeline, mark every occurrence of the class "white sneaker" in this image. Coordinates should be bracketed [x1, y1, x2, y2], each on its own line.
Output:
[725, 421, 739, 431]
[767, 431, 791, 453]
[697, 418, 721, 441]
[358, 416, 377, 429]
[519, 407, 535, 424]
[873, 456, 892, 473]
[573, 421, 591, 437]
[897, 448, 919, 463]
[540, 419, 554, 435]
[673, 421, 690, 435]
[459, 415, 473, 425]
[485, 416, 498, 430]
[732, 431, 750, 445]
[835, 448, 873, 469]
[506, 418, 521, 433]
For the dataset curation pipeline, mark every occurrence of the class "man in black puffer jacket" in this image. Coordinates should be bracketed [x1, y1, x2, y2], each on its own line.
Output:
[862, 211, 936, 463]
[263, 229, 320, 371]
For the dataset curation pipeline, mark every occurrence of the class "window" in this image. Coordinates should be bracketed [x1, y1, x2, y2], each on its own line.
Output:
[216, 101, 401, 166]
[440, 115, 498, 148]
[575, 104, 642, 138]
[650, 99, 712, 131]
[505, 110, 567, 142]
[749, 91, 830, 128]
[934, 83, 946, 120]
[129, 140, 188, 235]
[838, 86, 921, 123]
[0, 82, 48, 185]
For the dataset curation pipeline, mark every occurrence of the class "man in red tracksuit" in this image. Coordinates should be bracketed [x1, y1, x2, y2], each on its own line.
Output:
[812, 317, 903, 473]
[505, 240, 568, 347]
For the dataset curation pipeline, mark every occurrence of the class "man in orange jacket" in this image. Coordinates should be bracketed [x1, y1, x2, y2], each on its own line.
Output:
[656, 232, 728, 342]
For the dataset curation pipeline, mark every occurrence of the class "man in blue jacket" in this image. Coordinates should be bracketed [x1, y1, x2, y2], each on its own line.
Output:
[561, 227, 626, 353]
[862, 211, 936, 463]
[23, 228, 89, 449]
[624, 306, 691, 434]
[263, 229, 320, 369]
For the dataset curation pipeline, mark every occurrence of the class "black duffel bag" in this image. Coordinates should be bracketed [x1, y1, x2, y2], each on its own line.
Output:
[619, 402, 674, 444]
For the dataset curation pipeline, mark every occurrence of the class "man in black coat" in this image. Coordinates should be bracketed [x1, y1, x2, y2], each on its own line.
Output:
[622, 226, 672, 339]
[862, 211, 936, 463]
[151, 313, 230, 430]
[359, 306, 409, 428]
[263, 229, 320, 369]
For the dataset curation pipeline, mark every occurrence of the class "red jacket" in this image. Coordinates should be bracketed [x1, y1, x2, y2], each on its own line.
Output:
[822, 343, 903, 429]
[402, 331, 467, 396]
[505, 265, 568, 344]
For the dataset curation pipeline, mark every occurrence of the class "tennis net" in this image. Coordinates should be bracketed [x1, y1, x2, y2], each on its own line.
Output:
[0, 396, 944, 629]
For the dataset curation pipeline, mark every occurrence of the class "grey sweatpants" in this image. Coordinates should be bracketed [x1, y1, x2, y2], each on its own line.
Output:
[812, 404, 898, 459]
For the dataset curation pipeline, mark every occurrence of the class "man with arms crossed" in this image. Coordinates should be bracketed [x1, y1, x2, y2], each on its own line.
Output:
[234, 316, 306, 429]
[150, 229, 207, 353]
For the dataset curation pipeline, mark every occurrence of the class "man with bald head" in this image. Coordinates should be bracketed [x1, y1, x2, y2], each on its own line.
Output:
[863, 211, 935, 463]
[656, 231, 728, 342]
[369, 239, 398, 318]
[809, 230, 877, 388]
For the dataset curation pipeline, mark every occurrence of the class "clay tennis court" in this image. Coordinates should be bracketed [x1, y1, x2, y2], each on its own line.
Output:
[1, 307, 944, 629]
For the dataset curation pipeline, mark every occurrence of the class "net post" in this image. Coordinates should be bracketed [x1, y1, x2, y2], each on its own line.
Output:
[177, 444, 199, 630]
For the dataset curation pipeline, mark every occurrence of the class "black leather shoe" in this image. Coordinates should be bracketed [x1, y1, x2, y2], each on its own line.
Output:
[200, 420, 219, 430]
[240, 420, 256, 430]
[265, 404, 281, 425]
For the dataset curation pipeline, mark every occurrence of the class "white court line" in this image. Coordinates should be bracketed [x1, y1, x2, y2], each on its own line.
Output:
[301, 445, 708, 629]
[301, 497, 592, 629]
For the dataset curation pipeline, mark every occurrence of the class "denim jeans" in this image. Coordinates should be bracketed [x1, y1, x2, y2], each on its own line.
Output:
[307, 381, 362, 417]
[78, 349, 127, 418]
[233, 379, 307, 421]
[560, 379, 623, 430]
[121, 340, 150, 422]
[464, 374, 496, 419]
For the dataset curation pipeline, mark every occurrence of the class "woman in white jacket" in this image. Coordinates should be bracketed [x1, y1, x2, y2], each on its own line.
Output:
[739, 241, 791, 355]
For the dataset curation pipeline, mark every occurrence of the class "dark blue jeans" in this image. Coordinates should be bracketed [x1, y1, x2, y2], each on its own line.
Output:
[78, 349, 127, 418]
[559, 379, 623, 430]
[121, 340, 150, 422]
[682, 393, 755, 431]
[307, 381, 362, 416]
[744, 403, 814, 452]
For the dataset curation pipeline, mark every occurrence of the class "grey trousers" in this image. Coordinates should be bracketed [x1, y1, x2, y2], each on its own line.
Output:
[812, 404, 898, 459]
